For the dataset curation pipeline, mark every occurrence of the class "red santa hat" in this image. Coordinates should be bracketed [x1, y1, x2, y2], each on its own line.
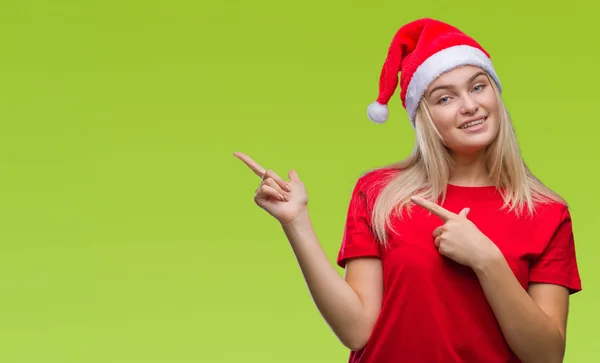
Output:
[367, 18, 502, 127]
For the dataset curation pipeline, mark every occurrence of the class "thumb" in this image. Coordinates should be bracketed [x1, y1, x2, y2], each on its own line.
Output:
[288, 169, 299, 182]
[459, 208, 470, 217]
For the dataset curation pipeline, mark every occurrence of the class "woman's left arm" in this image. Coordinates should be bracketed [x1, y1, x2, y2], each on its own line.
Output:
[473, 255, 569, 363]
[409, 197, 581, 363]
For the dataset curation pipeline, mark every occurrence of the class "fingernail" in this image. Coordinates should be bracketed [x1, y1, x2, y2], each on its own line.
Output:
[285, 184, 292, 192]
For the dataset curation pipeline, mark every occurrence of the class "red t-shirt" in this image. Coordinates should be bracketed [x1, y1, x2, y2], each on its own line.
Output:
[336, 168, 582, 363]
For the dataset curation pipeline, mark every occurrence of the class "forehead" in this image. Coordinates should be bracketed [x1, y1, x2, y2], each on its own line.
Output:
[429, 65, 487, 87]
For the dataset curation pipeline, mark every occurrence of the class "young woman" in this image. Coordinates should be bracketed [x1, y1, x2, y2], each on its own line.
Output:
[234, 18, 582, 363]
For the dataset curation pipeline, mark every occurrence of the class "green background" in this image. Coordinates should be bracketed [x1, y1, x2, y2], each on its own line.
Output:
[0, 0, 597, 362]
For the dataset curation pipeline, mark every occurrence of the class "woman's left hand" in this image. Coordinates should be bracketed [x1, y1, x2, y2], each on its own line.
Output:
[410, 196, 501, 270]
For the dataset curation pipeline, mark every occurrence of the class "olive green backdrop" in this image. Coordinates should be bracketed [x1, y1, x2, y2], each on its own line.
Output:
[0, 0, 596, 362]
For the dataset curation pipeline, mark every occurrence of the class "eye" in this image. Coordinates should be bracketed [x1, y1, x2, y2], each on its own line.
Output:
[438, 96, 450, 104]
[472, 84, 485, 92]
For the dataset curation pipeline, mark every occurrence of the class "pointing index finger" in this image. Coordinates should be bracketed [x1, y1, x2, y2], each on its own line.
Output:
[233, 152, 266, 178]
[410, 196, 456, 221]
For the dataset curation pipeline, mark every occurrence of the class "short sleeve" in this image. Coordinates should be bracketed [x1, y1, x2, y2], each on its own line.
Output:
[529, 206, 582, 294]
[336, 175, 382, 268]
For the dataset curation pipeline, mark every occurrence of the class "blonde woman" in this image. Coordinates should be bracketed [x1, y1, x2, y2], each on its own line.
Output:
[235, 18, 581, 363]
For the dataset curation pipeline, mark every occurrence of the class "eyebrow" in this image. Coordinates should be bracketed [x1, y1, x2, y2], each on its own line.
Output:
[426, 71, 487, 98]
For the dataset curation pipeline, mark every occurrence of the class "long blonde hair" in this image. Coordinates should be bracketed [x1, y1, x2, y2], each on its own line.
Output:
[369, 73, 565, 245]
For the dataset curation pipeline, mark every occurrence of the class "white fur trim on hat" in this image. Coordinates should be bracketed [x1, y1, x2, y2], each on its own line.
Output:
[404, 45, 502, 127]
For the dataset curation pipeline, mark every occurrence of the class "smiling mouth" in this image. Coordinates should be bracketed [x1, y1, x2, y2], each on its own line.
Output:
[459, 117, 487, 129]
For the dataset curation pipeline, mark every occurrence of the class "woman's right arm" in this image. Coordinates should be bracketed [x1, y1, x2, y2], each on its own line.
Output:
[233, 152, 383, 350]
[281, 209, 383, 351]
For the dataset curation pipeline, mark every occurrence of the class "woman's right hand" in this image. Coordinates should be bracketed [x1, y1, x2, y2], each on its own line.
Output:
[234, 152, 308, 225]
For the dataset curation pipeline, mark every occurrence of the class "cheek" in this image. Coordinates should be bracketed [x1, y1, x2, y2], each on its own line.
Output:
[484, 103, 501, 130]
[481, 92, 499, 114]
[430, 108, 457, 132]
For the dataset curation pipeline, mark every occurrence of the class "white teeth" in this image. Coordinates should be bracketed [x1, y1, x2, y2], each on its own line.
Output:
[460, 118, 485, 129]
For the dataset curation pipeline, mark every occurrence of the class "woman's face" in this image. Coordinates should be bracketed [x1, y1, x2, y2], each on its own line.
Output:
[424, 65, 500, 155]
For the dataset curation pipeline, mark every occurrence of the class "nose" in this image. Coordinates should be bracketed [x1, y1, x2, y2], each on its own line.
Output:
[460, 94, 479, 115]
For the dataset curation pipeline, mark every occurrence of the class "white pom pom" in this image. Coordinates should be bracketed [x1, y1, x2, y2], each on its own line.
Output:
[367, 102, 389, 124]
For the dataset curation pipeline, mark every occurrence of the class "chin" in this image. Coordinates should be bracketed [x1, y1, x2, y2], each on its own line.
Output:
[448, 137, 495, 155]
[446, 132, 494, 150]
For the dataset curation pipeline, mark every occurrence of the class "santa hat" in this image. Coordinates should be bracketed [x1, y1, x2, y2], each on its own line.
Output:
[367, 18, 502, 127]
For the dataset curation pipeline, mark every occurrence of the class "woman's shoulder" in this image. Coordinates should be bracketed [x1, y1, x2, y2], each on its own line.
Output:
[527, 177, 571, 219]
[347, 166, 403, 204]
[534, 198, 571, 224]
[355, 165, 402, 189]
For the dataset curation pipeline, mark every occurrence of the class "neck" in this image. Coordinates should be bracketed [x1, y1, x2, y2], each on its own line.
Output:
[448, 149, 492, 186]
